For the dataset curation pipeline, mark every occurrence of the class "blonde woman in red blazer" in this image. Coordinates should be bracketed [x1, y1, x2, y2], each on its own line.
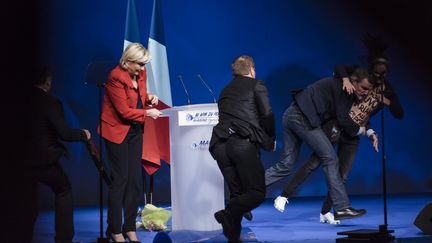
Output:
[99, 43, 162, 243]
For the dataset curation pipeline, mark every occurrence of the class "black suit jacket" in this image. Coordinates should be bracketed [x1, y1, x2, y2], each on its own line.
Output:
[294, 77, 360, 137]
[210, 75, 275, 155]
[29, 87, 87, 167]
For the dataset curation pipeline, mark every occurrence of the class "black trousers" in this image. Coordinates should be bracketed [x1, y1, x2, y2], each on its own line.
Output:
[213, 136, 266, 222]
[8, 168, 35, 243]
[105, 126, 143, 234]
[32, 163, 74, 243]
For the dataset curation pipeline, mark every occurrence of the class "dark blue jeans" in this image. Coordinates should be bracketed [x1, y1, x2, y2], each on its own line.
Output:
[265, 102, 350, 210]
[281, 132, 360, 213]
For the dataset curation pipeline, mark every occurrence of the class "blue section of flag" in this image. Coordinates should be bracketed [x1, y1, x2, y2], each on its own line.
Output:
[149, 0, 166, 45]
[125, 0, 140, 43]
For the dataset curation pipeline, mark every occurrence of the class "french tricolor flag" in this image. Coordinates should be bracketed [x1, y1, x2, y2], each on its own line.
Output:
[124, 0, 171, 175]
[123, 0, 140, 50]
[146, 0, 172, 107]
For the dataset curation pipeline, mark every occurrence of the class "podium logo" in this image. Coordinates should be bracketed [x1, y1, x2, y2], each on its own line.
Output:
[191, 140, 210, 150]
[179, 110, 219, 126]
[186, 113, 194, 121]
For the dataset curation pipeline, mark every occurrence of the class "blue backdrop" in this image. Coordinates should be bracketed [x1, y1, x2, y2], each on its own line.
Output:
[36, 0, 432, 207]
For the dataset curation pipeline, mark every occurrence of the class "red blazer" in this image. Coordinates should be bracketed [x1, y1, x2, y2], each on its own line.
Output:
[99, 65, 149, 144]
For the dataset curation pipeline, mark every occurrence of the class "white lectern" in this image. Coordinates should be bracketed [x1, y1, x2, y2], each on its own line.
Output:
[163, 104, 224, 231]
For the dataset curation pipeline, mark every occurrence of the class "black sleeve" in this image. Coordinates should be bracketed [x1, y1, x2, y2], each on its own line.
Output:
[333, 86, 360, 137]
[383, 80, 404, 119]
[365, 121, 372, 131]
[47, 100, 87, 142]
[336, 102, 360, 137]
[254, 80, 275, 139]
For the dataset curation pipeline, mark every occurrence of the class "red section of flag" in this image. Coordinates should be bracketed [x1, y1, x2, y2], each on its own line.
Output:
[141, 101, 170, 175]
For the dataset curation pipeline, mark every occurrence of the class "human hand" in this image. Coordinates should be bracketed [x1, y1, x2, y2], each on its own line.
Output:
[342, 77, 355, 94]
[376, 94, 391, 106]
[148, 94, 159, 106]
[370, 133, 379, 152]
[146, 108, 162, 119]
[83, 129, 91, 140]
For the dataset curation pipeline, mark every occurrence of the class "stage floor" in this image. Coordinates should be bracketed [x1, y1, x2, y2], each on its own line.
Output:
[33, 193, 432, 242]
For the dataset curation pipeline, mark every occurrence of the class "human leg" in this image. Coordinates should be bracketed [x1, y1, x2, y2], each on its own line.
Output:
[122, 131, 143, 241]
[105, 138, 128, 241]
[265, 104, 301, 186]
[215, 137, 265, 242]
[35, 163, 74, 242]
[281, 154, 321, 198]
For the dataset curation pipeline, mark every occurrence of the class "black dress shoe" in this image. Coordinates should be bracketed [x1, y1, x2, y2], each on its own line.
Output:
[334, 207, 367, 220]
[214, 210, 241, 242]
[108, 234, 126, 242]
[243, 211, 253, 221]
[106, 229, 126, 242]
[122, 230, 141, 243]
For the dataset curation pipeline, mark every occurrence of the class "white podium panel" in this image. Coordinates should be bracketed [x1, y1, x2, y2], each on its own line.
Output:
[163, 104, 224, 231]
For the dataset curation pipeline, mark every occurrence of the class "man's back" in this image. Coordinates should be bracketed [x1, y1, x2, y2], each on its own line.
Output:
[29, 87, 85, 166]
[219, 75, 262, 129]
[215, 75, 275, 151]
[294, 77, 359, 137]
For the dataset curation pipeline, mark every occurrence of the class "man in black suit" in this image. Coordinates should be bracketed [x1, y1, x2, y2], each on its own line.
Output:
[28, 67, 90, 243]
[209, 55, 276, 242]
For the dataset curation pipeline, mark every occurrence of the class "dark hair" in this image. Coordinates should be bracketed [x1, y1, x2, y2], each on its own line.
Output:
[370, 57, 390, 71]
[33, 66, 52, 86]
[362, 33, 390, 71]
[350, 67, 370, 83]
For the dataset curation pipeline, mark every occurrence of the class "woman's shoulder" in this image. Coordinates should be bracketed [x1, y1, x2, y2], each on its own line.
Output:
[108, 65, 128, 82]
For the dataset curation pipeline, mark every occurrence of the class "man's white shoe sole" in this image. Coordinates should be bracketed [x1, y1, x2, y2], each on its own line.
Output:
[320, 213, 341, 225]
[274, 196, 288, 213]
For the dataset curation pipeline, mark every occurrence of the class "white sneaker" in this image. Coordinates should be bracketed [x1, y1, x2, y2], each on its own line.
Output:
[274, 196, 289, 212]
[319, 212, 341, 225]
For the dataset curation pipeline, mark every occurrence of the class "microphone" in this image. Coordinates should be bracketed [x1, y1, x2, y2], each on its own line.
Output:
[177, 75, 191, 105]
[197, 74, 217, 103]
